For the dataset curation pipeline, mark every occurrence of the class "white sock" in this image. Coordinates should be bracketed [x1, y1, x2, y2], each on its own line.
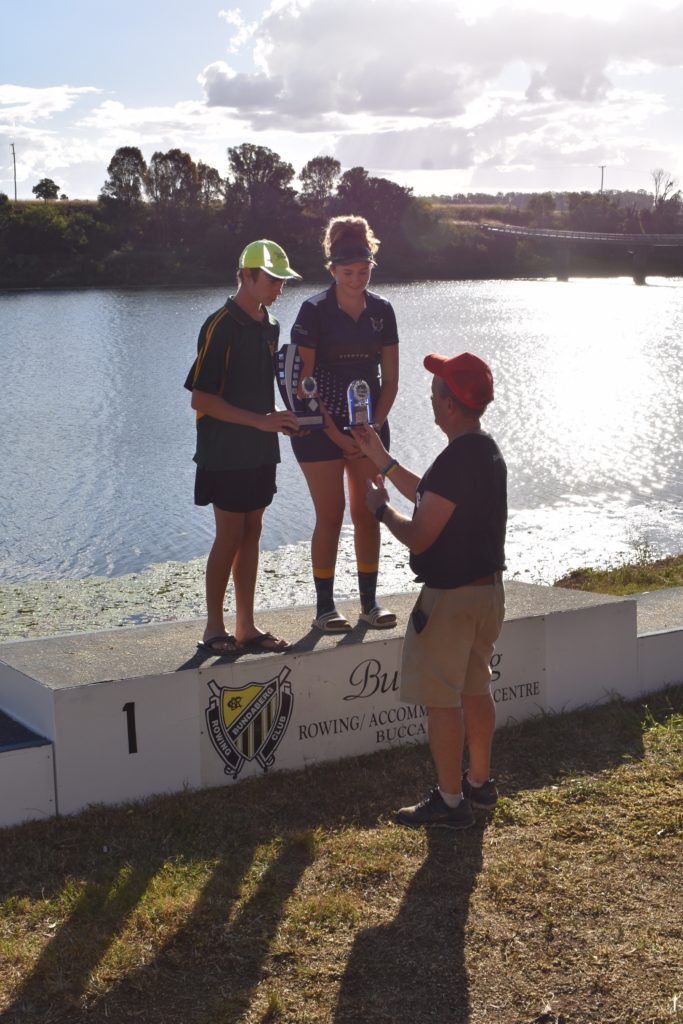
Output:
[438, 788, 462, 808]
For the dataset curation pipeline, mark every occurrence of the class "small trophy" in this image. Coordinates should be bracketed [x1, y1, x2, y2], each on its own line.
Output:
[299, 376, 325, 427]
[274, 345, 325, 429]
[346, 379, 373, 429]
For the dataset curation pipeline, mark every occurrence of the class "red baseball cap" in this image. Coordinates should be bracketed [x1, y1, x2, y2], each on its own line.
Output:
[424, 352, 494, 410]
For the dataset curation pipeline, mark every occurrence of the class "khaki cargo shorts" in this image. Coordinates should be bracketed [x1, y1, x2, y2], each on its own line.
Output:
[400, 579, 505, 708]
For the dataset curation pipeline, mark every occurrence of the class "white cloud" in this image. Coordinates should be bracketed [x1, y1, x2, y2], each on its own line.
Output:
[0, 85, 100, 127]
[3, 0, 682, 198]
[78, 98, 218, 134]
[201, 0, 683, 126]
[336, 125, 476, 172]
[201, 62, 284, 110]
[1, 96, 248, 198]
[0, 125, 113, 198]
[455, 0, 679, 17]
[195, 0, 683, 190]
[218, 7, 259, 52]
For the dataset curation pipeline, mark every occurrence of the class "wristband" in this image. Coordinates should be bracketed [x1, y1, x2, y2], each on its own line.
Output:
[375, 503, 388, 522]
[381, 459, 398, 476]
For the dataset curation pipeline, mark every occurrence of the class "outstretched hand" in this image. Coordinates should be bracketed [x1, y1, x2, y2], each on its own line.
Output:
[350, 424, 388, 468]
[325, 421, 363, 459]
[338, 434, 364, 460]
[366, 475, 389, 514]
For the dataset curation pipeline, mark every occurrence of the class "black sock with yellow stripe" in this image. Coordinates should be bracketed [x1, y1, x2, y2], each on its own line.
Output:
[357, 563, 379, 614]
[313, 569, 335, 618]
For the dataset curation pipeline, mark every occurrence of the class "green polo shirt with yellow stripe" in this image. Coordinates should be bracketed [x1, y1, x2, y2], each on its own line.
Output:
[184, 297, 281, 471]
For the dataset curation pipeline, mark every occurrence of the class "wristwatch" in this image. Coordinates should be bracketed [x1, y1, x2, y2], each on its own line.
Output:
[375, 503, 388, 522]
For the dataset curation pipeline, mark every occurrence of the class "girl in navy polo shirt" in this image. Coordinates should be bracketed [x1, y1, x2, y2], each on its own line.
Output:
[290, 216, 400, 632]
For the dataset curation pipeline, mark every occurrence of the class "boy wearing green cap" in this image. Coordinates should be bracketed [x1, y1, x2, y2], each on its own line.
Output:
[184, 240, 301, 655]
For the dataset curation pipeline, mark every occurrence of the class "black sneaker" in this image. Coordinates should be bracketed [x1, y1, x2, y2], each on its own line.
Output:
[461, 771, 498, 809]
[396, 788, 474, 829]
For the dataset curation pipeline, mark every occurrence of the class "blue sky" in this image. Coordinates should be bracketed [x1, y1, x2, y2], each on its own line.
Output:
[2, 0, 682, 200]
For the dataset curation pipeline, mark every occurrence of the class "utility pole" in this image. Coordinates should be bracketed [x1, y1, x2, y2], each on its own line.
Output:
[11, 142, 17, 200]
[599, 164, 606, 194]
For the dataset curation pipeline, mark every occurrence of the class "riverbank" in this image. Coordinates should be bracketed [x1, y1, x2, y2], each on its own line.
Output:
[555, 551, 683, 595]
[0, 533, 419, 643]
[5, 539, 683, 645]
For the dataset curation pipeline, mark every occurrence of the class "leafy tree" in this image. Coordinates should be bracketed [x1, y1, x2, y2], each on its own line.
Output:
[299, 156, 341, 209]
[331, 166, 431, 275]
[335, 166, 371, 209]
[334, 167, 414, 230]
[6, 204, 71, 254]
[567, 192, 622, 232]
[651, 168, 680, 207]
[225, 143, 299, 240]
[646, 168, 682, 231]
[526, 192, 556, 227]
[226, 143, 295, 209]
[100, 147, 148, 205]
[145, 149, 198, 207]
[32, 178, 60, 202]
[369, 176, 414, 224]
[196, 162, 224, 205]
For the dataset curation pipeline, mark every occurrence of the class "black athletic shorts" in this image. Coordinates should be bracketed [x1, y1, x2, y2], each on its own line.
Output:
[291, 420, 391, 463]
[194, 464, 277, 513]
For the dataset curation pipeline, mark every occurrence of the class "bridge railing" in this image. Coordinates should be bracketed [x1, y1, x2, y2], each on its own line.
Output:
[480, 224, 683, 247]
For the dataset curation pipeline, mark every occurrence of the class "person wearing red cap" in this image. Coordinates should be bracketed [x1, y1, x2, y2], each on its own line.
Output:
[184, 240, 301, 656]
[352, 352, 507, 829]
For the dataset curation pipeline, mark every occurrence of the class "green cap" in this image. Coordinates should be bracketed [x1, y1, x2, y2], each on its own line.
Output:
[238, 239, 302, 280]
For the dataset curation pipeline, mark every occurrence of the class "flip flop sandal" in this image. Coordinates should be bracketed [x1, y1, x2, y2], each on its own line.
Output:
[242, 631, 291, 652]
[312, 610, 352, 633]
[358, 606, 397, 629]
[197, 634, 244, 655]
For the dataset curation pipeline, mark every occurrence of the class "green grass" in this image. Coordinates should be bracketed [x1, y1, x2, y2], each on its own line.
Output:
[555, 549, 683, 596]
[1, 687, 682, 1024]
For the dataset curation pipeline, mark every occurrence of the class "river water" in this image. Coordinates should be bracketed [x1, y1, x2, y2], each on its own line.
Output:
[2, 277, 683, 585]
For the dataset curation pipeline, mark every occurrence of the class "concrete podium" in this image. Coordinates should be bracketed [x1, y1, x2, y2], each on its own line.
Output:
[1, 581, 672, 828]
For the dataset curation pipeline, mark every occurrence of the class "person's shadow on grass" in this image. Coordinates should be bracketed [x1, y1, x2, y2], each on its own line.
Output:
[2, 689, 662, 1024]
[333, 823, 485, 1024]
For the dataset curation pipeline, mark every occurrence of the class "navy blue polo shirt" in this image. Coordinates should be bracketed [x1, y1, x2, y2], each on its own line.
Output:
[290, 285, 398, 420]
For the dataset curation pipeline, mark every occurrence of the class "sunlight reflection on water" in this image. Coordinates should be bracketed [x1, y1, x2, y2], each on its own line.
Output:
[1, 277, 683, 583]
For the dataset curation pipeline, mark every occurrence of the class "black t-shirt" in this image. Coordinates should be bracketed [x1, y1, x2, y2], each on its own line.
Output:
[409, 432, 507, 588]
[183, 298, 280, 471]
[290, 285, 398, 422]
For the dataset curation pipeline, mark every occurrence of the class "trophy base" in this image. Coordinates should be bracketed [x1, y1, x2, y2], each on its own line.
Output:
[344, 420, 374, 433]
[297, 414, 326, 430]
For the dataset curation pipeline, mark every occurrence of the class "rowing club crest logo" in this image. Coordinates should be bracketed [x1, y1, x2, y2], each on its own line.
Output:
[205, 666, 294, 779]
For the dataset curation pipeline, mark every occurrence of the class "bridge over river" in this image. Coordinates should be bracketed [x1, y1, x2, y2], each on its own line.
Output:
[480, 223, 683, 283]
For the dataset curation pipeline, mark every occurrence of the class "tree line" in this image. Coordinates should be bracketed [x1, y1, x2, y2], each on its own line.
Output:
[1, 145, 682, 289]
